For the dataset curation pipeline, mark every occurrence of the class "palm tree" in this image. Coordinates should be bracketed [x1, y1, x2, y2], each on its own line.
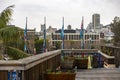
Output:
[0, 5, 23, 55]
[0, 5, 14, 28]
[0, 5, 29, 60]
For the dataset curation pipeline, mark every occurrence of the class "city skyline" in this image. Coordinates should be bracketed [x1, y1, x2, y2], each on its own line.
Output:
[0, 0, 120, 31]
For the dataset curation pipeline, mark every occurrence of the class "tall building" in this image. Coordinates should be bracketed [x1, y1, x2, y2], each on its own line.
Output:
[92, 14, 100, 30]
[41, 24, 45, 32]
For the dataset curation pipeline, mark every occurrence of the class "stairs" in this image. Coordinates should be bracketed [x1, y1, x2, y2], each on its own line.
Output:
[76, 68, 120, 80]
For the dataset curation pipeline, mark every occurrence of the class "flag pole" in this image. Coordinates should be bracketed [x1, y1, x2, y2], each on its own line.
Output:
[82, 16, 84, 49]
[80, 16, 84, 58]
[24, 17, 27, 52]
[62, 17, 64, 49]
[61, 17, 64, 61]
[43, 16, 46, 52]
[80, 16, 84, 49]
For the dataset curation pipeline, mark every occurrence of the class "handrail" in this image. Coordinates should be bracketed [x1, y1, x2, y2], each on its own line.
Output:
[62, 49, 98, 53]
[0, 50, 61, 70]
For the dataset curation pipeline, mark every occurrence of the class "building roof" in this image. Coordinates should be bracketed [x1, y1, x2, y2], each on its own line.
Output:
[55, 29, 76, 33]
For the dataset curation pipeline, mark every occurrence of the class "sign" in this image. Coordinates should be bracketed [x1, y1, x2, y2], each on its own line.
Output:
[8, 71, 10, 80]
[18, 70, 22, 80]
[8, 70, 22, 80]
[12, 71, 17, 80]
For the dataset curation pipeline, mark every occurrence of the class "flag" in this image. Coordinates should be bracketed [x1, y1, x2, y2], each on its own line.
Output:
[61, 24, 64, 40]
[80, 16, 84, 49]
[80, 16, 84, 39]
[43, 17, 46, 52]
[24, 17, 27, 52]
[61, 17, 64, 49]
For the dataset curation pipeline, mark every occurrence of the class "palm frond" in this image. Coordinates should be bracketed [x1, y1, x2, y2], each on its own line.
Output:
[0, 5, 14, 28]
[0, 26, 20, 43]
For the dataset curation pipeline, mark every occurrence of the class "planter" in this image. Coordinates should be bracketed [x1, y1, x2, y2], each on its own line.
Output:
[61, 60, 74, 69]
[74, 58, 88, 69]
[61, 56, 75, 69]
[45, 71, 76, 80]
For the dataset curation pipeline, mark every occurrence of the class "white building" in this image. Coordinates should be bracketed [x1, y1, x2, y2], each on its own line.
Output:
[52, 30, 101, 49]
[104, 31, 114, 42]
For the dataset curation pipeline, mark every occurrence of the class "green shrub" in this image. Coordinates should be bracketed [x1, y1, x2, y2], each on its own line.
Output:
[6, 47, 29, 60]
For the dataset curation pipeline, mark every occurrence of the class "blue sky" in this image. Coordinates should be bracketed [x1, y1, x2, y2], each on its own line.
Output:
[0, 0, 120, 31]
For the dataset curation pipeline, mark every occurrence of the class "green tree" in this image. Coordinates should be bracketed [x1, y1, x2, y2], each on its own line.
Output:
[0, 5, 14, 28]
[35, 39, 50, 53]
[111, 17, 120, 46]
[55, 41, 61, 49]
[35, 39, 44, 53]
[0, 5, 24, 55]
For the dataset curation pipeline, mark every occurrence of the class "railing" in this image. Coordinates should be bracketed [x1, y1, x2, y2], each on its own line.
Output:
[101, 45, 120, 68]
[0, 50, 61, 80]
[61, 49, 99, 58]
[98, 50, 115, 68]
[0, 48, 119, 80]
[62, 49, 116, 68]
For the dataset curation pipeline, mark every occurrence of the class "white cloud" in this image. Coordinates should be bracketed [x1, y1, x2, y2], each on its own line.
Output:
[1, 0, 120, 31]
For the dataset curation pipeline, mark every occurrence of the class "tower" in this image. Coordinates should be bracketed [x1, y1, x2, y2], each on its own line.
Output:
[92, 14, 100, 30]
[41, 24, 45, 32]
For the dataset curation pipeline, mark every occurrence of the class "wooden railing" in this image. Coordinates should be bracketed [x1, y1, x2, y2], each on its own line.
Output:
[61, 49, 99, 58]
[101, 45, 120, 68]
[0, 50, 61, 80]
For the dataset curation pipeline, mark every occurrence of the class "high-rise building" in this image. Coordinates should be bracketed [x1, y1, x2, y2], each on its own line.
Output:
[92, 14, 100, 30]
[41, 24, 45, 32]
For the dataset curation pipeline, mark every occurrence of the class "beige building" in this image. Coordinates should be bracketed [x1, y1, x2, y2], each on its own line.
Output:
[25, 29, 35, 53]
[47, 26, 57, 34]
[51, 31, 101, 49]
